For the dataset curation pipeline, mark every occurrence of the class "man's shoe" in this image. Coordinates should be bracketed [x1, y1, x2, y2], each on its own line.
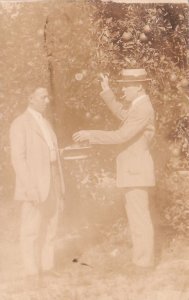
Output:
[132, 265, 155, 276]
[24, 274, 42, 290]
[127, 264, 155, 277]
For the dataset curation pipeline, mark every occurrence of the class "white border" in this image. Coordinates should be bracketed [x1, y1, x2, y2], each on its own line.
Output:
[0, 0, 188, 3]
[101, 0, 188, 3]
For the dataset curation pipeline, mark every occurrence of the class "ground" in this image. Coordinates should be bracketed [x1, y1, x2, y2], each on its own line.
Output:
[0, 199, 188, 300]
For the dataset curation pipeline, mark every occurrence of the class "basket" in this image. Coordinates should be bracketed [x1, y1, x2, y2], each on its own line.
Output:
[62, 143, 92, 160]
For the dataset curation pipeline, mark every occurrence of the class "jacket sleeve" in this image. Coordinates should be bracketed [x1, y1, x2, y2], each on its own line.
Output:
[9, 118, 36, 192]
[88, 103, 152, 145]
[100, 89, 128, 121]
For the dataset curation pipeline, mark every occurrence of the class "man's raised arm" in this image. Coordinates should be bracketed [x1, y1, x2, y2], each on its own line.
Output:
[100, 73, 128, 121]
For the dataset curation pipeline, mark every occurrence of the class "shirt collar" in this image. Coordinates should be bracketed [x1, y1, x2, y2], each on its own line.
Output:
[132, 94, 146, 107]
[27, 107, 43, 119]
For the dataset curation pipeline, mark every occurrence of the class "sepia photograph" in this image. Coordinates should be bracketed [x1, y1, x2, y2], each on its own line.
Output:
[0, 0, 189, 299]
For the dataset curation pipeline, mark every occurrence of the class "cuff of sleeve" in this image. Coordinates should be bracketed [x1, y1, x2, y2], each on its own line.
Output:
[88, 131, 95, 144]
[100, 88, 111, 97]
[100, 88, 115, 102]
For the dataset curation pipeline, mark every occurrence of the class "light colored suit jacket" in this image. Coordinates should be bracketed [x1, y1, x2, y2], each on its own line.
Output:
[88, 89, 155, 188]
[10, 110, 65, 202]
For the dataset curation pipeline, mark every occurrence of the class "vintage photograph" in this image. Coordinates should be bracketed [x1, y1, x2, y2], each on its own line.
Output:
[0, 0, 189, 299]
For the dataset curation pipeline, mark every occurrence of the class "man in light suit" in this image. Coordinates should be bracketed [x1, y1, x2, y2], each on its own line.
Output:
[73, 69, 155, 270]
[10, 87, 65, 286]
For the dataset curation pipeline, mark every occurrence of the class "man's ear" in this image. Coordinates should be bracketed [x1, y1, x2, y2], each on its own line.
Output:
[28, 96, 32, 104]
[28, 93, 34, 104]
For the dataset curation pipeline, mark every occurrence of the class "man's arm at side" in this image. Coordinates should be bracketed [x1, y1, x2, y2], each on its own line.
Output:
[9, 118, 39, 201]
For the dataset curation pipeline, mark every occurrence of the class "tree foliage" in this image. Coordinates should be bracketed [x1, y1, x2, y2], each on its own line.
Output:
[46, 1, 189, 236]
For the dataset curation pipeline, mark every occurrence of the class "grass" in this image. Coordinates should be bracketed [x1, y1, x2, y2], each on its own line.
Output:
[0, 199, 188, 300]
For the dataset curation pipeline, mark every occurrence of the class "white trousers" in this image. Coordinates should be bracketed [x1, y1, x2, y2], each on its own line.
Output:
[20, 164, 60, 276]
[125, 188, 154, 267]
[20, 201, 58, 276]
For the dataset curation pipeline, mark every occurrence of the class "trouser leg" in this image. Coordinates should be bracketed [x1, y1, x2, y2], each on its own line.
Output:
[20, 202, 41, 276]
[125, 188, 154, 267]
[40, 210, 59, 272]
[40, 163, 60, 272]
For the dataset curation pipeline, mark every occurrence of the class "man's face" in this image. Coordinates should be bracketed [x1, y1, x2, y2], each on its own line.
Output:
[121, 84, 141, 103]
[29, 88, 50, 113]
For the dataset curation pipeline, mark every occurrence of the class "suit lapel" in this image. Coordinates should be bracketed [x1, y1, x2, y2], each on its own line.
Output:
[24, 110, 58, 147]
[44, 118, 58, 146]
[128, 96, 149, 115]
[120, 103, 133, 125]
[120, 96, 149, 126]
[24, 110, 47, 143]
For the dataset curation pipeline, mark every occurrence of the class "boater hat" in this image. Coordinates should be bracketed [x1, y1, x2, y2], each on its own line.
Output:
[116, 69, 151, 83]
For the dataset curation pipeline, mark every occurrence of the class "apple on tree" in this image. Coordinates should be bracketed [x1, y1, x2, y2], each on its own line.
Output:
[93, 114, 101, 122]
[170, 73, 177, 82]
[180, 78, 189, 88]
[139, 33, 148, 42]
[122, 32, 132, 41]
[143, 25, 151, 34]
[85, 112, 92, 119]
[75, 73, 84, 81]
